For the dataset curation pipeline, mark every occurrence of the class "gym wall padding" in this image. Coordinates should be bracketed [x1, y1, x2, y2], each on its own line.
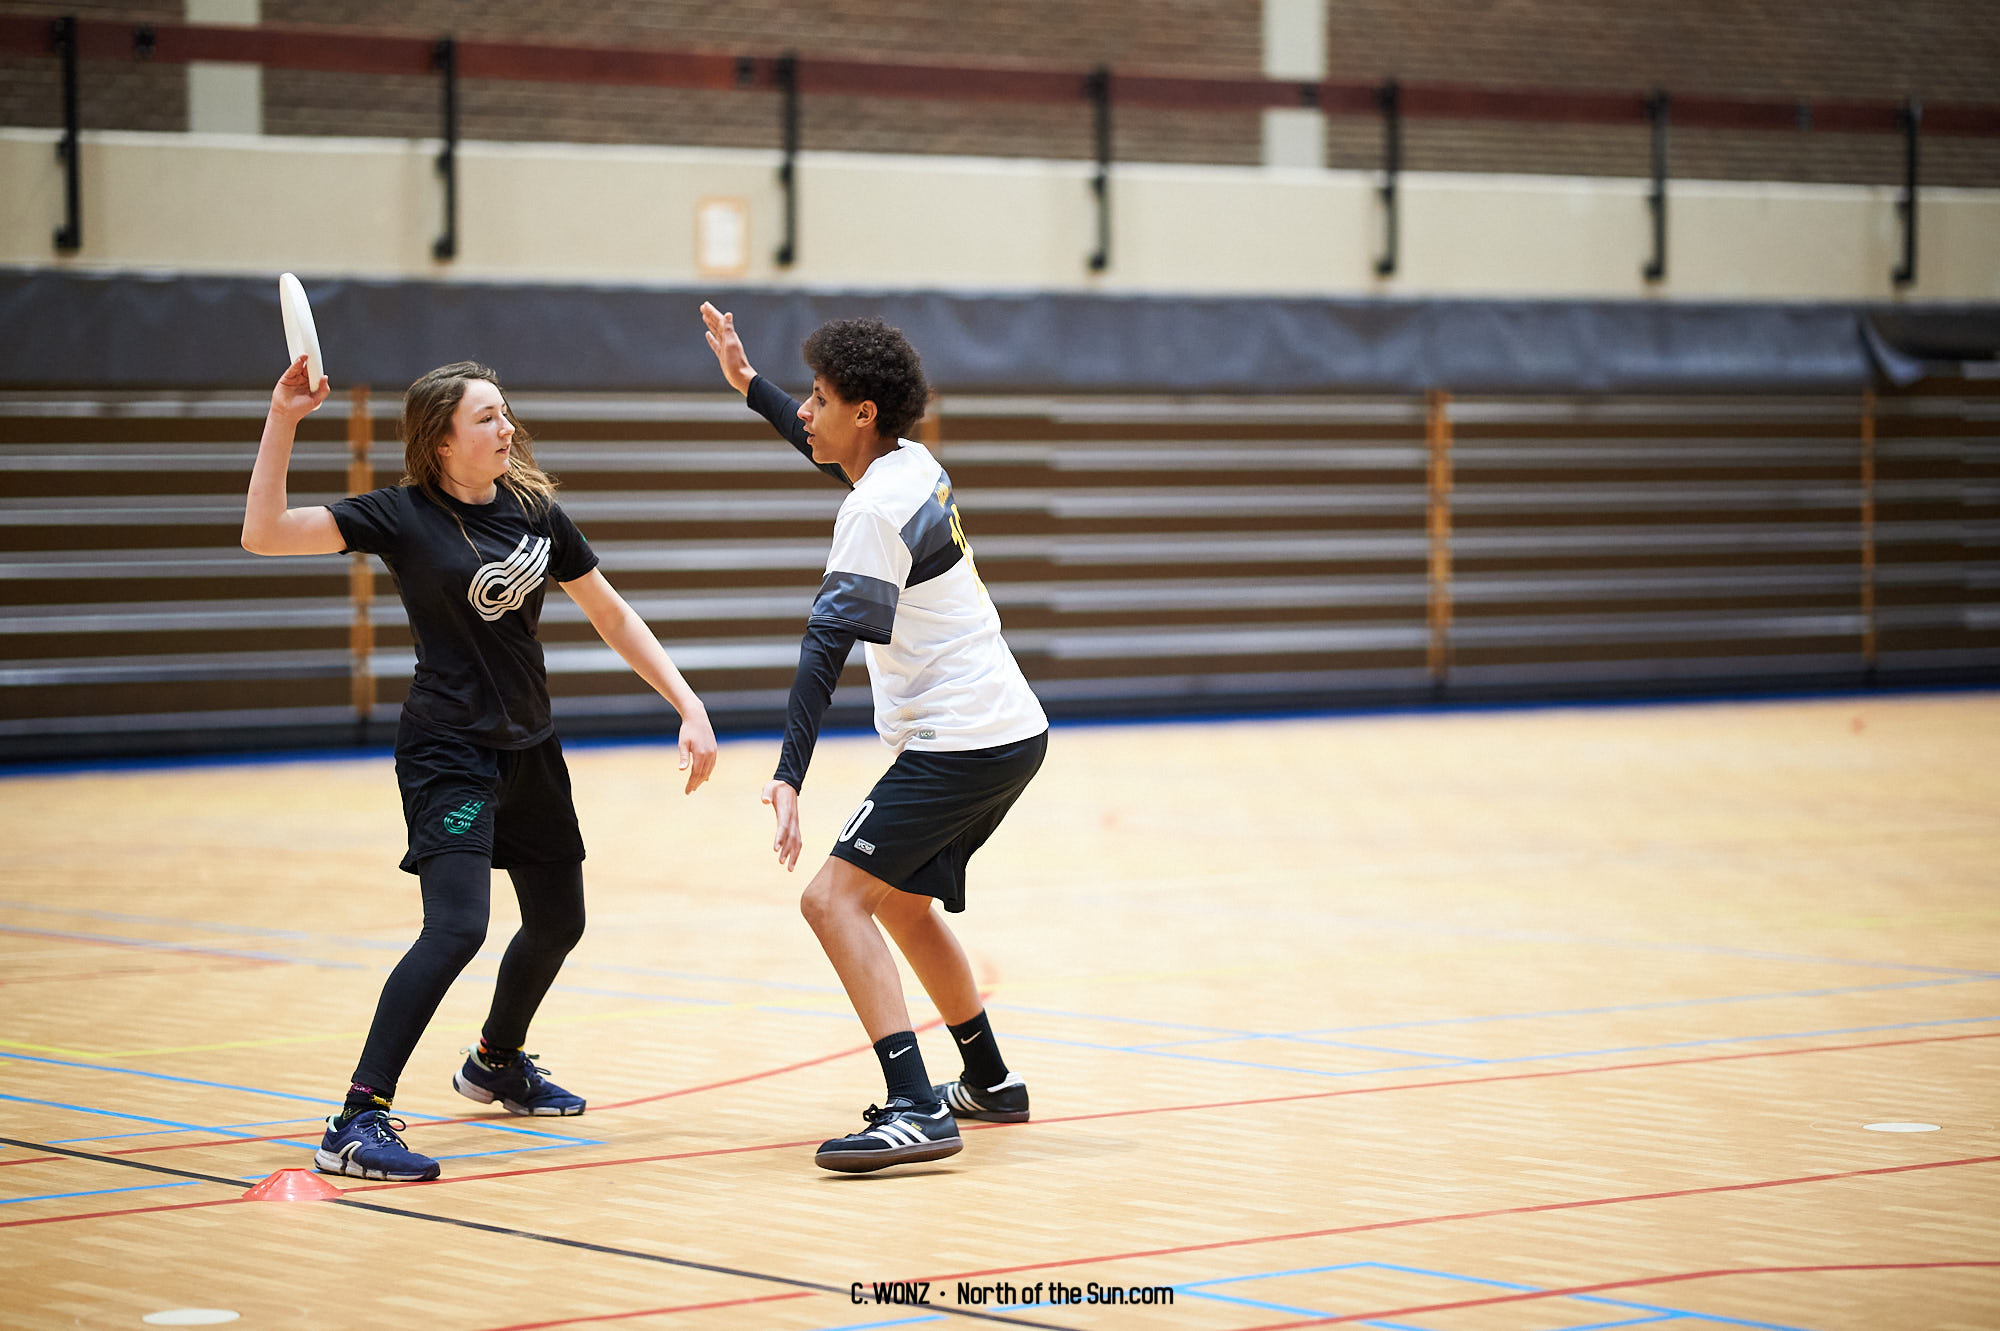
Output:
[5, 268, 1998, 396]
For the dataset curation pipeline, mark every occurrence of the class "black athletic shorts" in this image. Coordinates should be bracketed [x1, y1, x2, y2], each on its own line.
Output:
[394, 714, 585, 873]
[828, 730, 1048, 913]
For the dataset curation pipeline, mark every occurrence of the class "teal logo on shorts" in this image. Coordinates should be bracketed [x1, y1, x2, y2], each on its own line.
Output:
[442, 800, 485, 835]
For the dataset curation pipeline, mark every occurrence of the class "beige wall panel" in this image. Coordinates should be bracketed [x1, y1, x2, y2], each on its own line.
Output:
[4, 128, 1996, 301]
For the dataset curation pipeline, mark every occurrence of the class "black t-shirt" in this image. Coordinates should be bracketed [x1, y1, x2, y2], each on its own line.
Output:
[330, 483, 599, 749]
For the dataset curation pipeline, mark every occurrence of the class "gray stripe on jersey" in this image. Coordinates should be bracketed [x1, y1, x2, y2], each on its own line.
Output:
[901, 469, 965, 588]
[809, 570, 899, 643]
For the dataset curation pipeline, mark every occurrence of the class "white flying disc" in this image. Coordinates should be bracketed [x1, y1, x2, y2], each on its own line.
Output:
[277, 272, 326, 391]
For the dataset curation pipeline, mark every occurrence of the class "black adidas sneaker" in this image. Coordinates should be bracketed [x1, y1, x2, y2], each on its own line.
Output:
[933, 1072, 1029, 1123]
[814, 1097, 962, 1173]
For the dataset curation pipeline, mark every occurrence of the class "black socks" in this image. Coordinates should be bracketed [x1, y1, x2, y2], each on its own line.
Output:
[873, 1031, 937, 1109]
[476, 1035, 522, 1069]
[948, 1009, 1009, 1089]
[337, 1082, 392, 1126]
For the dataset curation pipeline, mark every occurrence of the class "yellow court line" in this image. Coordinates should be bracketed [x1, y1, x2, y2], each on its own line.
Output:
[0, 992, 860, 1061]
[0, 1038, 108, 1059]
[0, 1032, 364, 1060]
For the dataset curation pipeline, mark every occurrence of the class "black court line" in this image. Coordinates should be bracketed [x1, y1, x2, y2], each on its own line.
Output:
[1, 1136, 1068, 1330]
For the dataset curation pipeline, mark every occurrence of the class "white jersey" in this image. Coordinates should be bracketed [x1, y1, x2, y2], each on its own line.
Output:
[810, 441, 1047, 753]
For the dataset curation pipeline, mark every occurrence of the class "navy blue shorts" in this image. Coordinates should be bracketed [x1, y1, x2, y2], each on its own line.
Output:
[394, 715, 585, 874]
[828, 731, 1047, 912]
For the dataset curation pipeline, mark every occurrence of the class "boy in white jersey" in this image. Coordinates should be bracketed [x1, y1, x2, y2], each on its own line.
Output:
[701, 302, 1049, 1172]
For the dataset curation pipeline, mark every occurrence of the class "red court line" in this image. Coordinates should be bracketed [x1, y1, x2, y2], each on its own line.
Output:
[0, 925, 284, 967]
[1008, 1027, 2000, 1133]
[922, 1152, 2000, 1284]
[86, 1027, 917, 1159]
[0, 1155, 63, 1168]
[0, 962, 268, 986]
[52, 1025, 2000, 1183]
[82, 1015, 940, 1151]
[334, 1028, 2000, 1192]
[0, 1193, 256, 1229]
[480, 1290, 814, 1331]
[1231, 1260, 2000, 1329]
[340, 1135, 829, 1194]
[458, 1161, 2000, 1331]
[590, 1010, 947, 1112]
[10, 1029, 1993, 1231]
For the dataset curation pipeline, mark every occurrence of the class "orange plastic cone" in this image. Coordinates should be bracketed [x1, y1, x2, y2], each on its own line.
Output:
[241, 1168, 341, 1201]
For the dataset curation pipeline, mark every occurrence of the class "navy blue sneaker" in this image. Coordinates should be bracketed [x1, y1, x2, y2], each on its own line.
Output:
[452, 1048, 586, 1116]
[815, 1097, 962, 1173]
[314, 1110, 440, 1181]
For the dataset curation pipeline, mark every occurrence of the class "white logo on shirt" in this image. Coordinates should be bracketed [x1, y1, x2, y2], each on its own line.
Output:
[468, 535, 550, 622]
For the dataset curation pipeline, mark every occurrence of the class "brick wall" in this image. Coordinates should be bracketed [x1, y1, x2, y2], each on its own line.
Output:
[3, 1, 187, 135]
[4, 1, 1995, 185]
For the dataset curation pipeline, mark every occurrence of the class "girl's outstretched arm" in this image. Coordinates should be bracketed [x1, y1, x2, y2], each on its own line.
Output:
[561, 568, 719, 793]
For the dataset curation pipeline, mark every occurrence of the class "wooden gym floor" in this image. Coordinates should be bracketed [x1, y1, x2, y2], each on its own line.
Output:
[1, 693, 1996, 1330]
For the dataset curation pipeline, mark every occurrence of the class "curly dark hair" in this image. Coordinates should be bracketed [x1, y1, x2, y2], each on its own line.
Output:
[801, 316, 929, 440]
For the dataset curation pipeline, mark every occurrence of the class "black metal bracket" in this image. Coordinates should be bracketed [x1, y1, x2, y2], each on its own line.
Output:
[1087, 66, 1111, 272]
[1643, 89, 1669, 282]
[432, 36, 457, 261]
[133, 24, 155, 60]
[52, 15, 80, 253]
[775, 54, 798, 267]
[1893, 96, 1920, 288]
[1374, 79, 1399, 277]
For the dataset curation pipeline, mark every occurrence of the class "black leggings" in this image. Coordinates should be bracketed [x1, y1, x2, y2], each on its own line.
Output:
[349, 851, 585, 1097]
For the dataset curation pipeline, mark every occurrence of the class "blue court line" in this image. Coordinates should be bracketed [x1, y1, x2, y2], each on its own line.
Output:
[997, 1029, 1475, 1078]
[221, 1127, 599, 1157]
[1258, 976, 2000, 1039]
[1176, 1261, 1818, 1331]
[2, 1060, 598, 1147]
[1, 1052, 591, 1139]
[451, 1120, 599, 1145]
[988, 973, 1998, 1048]
[0, 902, 850, 1016]
[1128, 1035, 1470, 1060]
[756, 1004, 861, 1022]
[1349, 1263, 1819, 1331]
[0, 923, 369, 971]
[1125, 1004, 2000, 1069]
[588, 961, 846, 995]
[806, 1318, 945, 1331]
[0, 1180, 206, 1206]
[1429, 1012, 1999, 1071]
[0, 1051, 358, 1105]
[0, 1093, 274, 1137]
[1176, 1286, 1330, 1316]
[48, 1116, 325, 1144]
[993, 1012, 1998, 1082]
[0, 899, 861, 1003]
[0, 898, 405, 949]
[1123, 976, 1999, 1051]
[1112, 897, 2000, 980]
[422, 1141, 595, 1163]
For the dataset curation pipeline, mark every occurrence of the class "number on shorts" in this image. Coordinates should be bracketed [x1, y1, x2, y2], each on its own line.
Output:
[838, 800, 875, 843]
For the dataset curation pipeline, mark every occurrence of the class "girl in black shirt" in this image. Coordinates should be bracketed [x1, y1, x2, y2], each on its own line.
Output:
[243, 355, 717, 1181]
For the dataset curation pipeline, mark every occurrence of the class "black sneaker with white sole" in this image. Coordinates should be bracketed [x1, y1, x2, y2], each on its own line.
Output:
[934, 1072, 1029, 1123]
[814, 1097, 962, 1173]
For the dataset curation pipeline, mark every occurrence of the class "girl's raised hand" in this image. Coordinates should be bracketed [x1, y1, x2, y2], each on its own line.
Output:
[270, 354, 331, 423]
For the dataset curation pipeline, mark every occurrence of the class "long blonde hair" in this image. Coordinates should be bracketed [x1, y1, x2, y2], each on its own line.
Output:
[399, 362, 558, 513]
